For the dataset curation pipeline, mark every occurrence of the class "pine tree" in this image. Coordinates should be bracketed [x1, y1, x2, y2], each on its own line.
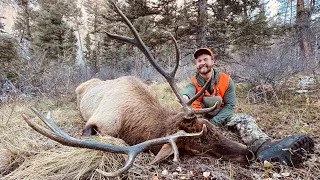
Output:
[84, 0, 111, 73]
[32, 0, 78, 61]
[269, 0, 319, 57]
[83, 0, 179, 74]
[62, 27, 77, 63]
[84, 33, 91, 61]
[14, 0, 35, 41]
[231, 9, 273, 53]
[206, 0, 269, 58]
[0, 35, 23, 79]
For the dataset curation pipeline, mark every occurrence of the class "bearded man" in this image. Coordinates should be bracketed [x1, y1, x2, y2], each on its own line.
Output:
[181, 48, 314, 166]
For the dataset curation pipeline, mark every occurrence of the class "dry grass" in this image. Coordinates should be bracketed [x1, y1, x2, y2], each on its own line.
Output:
[0, 79, 319, 179]
[149, 80, 188, 111]
[4, 137, 128, 180]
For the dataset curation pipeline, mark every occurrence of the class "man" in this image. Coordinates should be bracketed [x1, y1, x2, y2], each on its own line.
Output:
[182, 48, 314, 166]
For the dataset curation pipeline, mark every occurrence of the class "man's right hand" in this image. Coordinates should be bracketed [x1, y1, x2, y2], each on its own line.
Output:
[176, 95, 190, 105]
[182, 95, 190, 101]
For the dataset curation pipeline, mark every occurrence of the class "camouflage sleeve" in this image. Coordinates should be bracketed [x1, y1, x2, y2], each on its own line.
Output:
[210, 78, 236, 126]
[181, 82, 196, 99]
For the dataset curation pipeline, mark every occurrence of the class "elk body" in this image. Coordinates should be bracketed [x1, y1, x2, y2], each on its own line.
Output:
[22, 2, 253, 177]
[77, 76, 253, 164]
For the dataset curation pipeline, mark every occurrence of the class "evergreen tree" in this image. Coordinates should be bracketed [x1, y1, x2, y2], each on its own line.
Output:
[62, 27, 77, 63]
[84, 33, 91, 61]
[14, 0, 35, 41]
[270, 0, 320, 57]
[207, 0, 264, 58]
[0, 35, 23, 79]
[83, 0, 179, 74]
[84, 0, 111, 73]
[231, 10, 273, 53]
[83, 0, 274, 71]
[32, 0, 78, 61]
[277, 0, 319, 25]
[173, 0, 198, 54]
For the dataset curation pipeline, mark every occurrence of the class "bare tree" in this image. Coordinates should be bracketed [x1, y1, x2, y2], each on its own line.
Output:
[196, 0, 208, 48]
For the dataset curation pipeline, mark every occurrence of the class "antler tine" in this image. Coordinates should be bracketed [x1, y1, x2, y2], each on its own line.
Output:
[107, 2, 168, 79]
[186, 75, 212, 106]
[107, 2, 190, 112]
[22, 111, 137, 177]
[190, 102, 218, 114]
[184, 75, 220, 115]
[30, 107, 71, 138]
[107, 2, 217, 119]
[22, 111, 130, 153]
[95, 125, 207, 177]
[22, 107, 206, 177]
[168, 32, 180, 77]
[96, 151, 138, 177]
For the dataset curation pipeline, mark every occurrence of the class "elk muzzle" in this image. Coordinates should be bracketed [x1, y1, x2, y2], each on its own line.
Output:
[180, 118, 254, 165]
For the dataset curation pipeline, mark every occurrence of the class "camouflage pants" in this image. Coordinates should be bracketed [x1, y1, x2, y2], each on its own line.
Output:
[226, 113, 271, 152]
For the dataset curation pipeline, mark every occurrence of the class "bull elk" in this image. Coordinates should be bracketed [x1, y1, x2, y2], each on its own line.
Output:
[22, 2, 254, 177]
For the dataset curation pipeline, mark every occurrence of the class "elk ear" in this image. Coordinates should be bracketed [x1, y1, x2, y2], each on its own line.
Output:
[148, 143, 173, 165]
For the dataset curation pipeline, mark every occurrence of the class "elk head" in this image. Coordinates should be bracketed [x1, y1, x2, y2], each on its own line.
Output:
[148, 113, 254, 165]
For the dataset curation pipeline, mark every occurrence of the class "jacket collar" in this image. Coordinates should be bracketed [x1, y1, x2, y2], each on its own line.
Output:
[195, 68, 220, 86]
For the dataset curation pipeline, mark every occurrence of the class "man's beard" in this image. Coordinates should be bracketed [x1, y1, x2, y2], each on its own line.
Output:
[197, 64, 213, 75]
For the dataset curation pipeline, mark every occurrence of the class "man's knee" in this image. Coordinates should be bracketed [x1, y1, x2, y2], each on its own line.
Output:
[226, 113, 257, 126]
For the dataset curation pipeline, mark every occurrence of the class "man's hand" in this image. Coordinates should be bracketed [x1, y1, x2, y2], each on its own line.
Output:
[182, 95, 189, 101]
[175, 95, 190, 106]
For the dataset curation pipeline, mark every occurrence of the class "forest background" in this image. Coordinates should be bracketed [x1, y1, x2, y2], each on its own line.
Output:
[0, 0, 319, 94]
[0, 0, 319, 179]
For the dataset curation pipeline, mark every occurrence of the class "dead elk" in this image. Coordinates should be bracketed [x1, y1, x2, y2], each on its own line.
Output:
[77, 76, 253, 163]
[22, 2, 253, 177]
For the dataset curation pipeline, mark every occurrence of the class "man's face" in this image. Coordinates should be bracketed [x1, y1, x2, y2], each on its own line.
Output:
[195, 54, 214, 75]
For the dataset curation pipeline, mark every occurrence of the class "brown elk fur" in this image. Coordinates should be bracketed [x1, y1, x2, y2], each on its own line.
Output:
[76, 76, 253, 164]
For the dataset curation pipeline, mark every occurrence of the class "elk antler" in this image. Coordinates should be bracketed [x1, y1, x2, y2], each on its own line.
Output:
[22, 107, 206, 177]
[106, 2, 217, 115]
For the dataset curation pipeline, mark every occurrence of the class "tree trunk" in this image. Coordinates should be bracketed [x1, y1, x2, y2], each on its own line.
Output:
[91, 2, 100, 74]
[196, 0, 208, 48]
[134, 47, 141, 78]
[290, 0, 293, 24]
[93, 41, 101, 74]
[284, 0, 289, 24]
[24, 0, 31, 40]
[296, 0, 312, 57]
